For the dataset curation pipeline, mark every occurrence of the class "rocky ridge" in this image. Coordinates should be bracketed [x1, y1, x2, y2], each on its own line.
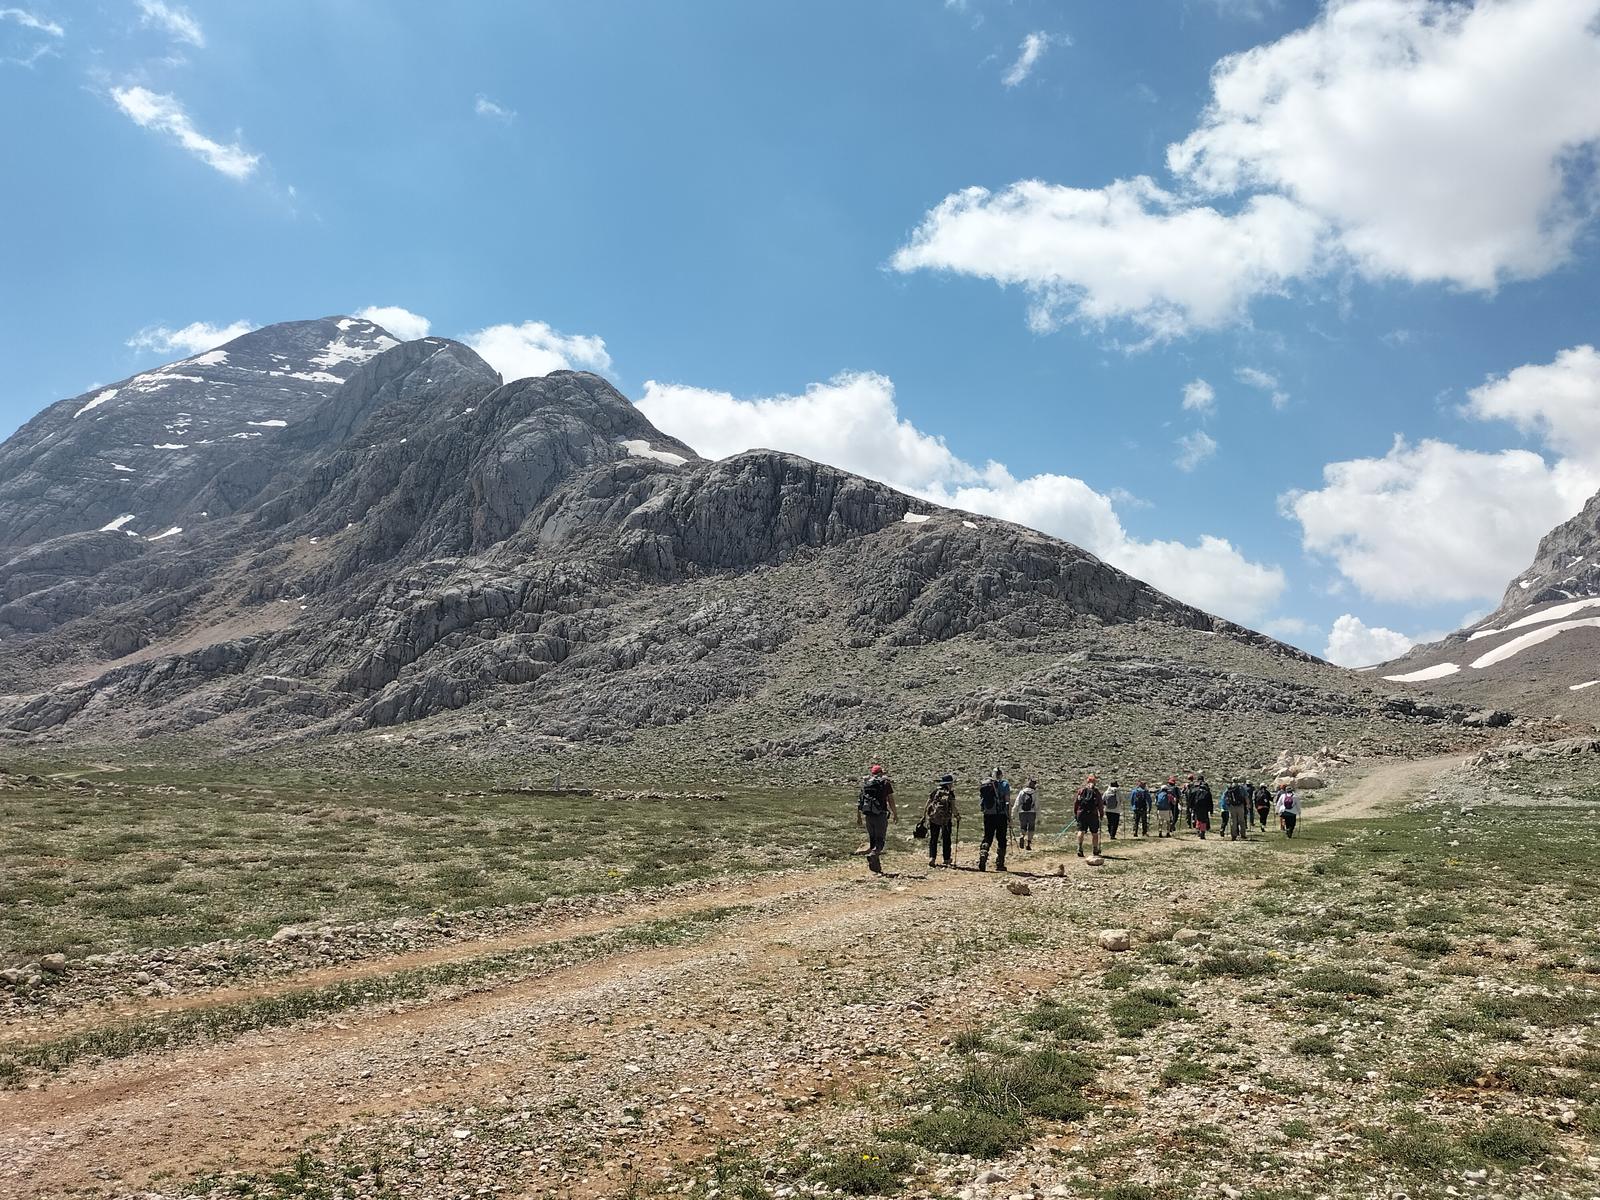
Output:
[0, 316, 1527, 775]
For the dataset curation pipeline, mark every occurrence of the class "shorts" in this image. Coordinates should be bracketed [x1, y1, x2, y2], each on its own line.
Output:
[1017, 811, 1037, 831]
[1076, 813, 1100, 834]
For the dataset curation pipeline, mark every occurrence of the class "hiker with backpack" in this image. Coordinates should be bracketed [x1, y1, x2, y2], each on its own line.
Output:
[1154, 781, 1174, 837]
[1218, 782, 1233, 836]
[1228, 781, 1249, 841]
[977, 768, 1009, 872]
[857, 764, 897, 873]
[1102, 780, 1123, 840]
[924, 775, 959, 868]
[1012, 778, 1040, 850]
[1276, 785, 1301, 837]
[1189, 773, 1214, 839]
[1074, 774, 1104, 859]
[1129, 780, 1152, 838]
[1253, 783, 1272, 831]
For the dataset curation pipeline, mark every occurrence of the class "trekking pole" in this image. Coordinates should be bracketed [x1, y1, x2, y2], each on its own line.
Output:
[953, 814, 961, 867]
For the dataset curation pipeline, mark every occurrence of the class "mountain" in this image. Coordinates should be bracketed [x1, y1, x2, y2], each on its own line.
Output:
[0, 317, 1495, 779]
[1375, 488, 1600, 722]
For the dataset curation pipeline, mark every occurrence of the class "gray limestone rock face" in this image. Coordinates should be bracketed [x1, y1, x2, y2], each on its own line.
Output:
[0, 314, 1437, 753]
[0, 317, 405, 549]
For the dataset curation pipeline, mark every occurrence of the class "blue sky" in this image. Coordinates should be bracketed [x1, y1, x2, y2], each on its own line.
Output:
[3, 0, 1599, 663]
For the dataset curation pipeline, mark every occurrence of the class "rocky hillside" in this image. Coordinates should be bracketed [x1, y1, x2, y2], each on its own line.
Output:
[1377, 488, 1600, 722]
[0, 317, 1507, 779]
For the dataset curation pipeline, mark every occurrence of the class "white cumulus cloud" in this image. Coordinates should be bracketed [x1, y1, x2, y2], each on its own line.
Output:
[1175, 430, 1219, 472]
[127, 319, 254, 357]
[890, 177, 1324, 340]
[1290, 342, 1600, 607]
[463, 320, 611, 382]
[136, 0, 203, 47]
[1324, 613, 1414, 667]
[637, 371, 1286, 624]
[474, 93, 515, 121]
[1002, 32, 1061, 86]
[1285, 435, 1598, 604]
[1168, 0, 1600, 290]
[897, 0, 1600, 337]
[1, 7, 62, 36]
[1235, 366, 1288, 409]
[110, 86, 260, 180]
[1465, 344, 1600, 470]
[356, 305, 431, 342]
[1182, 379, 1216, 416]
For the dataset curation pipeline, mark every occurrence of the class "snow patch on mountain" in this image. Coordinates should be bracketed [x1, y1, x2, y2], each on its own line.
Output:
[312, 334, 398, 371]
[147, 527, 182, 542]
[1383, 662, 1461, 683]
[618, 439, 687, 466]
[100, 514, 137, 532]
[1469, 618, 1600, 670]
[74, 389, 118, 419]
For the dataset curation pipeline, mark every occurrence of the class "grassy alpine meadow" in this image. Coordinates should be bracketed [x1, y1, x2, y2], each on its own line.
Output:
[627, 758, 1600, 1200]
[0, 756, 887, 962]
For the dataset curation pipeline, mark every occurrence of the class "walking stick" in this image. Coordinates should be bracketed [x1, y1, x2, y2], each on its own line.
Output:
[953, 814, 962, 867]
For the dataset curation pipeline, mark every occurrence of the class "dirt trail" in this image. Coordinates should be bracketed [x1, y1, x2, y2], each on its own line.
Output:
[0, 755, 1461, 1199]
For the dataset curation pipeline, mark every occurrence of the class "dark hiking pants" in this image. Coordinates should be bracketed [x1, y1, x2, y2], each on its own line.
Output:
[927, 822, 951, 864]
[1106, 811, 1121, 839]
[979, 813, 1007, 869]
[865, 811, 889, 868]
[1282, 812, 1298, 837]
[1132, 809, 1149, 836]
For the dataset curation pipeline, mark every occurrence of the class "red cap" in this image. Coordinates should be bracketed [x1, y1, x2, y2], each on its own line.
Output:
[870, 764, 884, 775]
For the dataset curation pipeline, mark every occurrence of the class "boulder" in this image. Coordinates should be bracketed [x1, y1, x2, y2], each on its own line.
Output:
[1097, 929, 1132, 952]
[1294, 773, 1327, 790]
[1005, 880, 1031, 897]
[39, 952, 67, 974]
[1085, 855, 1106, 867]
[1174, 927, 1203, 946]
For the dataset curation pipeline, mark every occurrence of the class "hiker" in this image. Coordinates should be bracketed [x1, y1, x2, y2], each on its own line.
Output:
[1012, 777, 1039, 850]
[1189, 773, 1214, 838]
[1253, 783, 1272, 831]
[1218, 781, 1232, 836]
[925, 774, 959, 868]
[1102, 779, 1123, 840]
[857, 764, 897, 873]
[1129, 779, 1152, 838]
[1276, 785, 1301, 837]
[977, 768, 1009, 872]
[1154, 781, 1174, 837]
[1074, 774, 1104, 859]
[1228, 781, 1248, 841]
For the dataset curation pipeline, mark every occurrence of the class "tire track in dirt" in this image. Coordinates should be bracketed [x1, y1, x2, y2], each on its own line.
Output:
[0, 755, 1460, 1198]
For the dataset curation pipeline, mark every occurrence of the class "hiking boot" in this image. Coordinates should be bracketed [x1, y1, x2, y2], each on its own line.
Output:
[928, 859, 937, 869]
[867, 857, 882, 874]
[977, 859, 987, 872]
[1077, 847, 1085, 858]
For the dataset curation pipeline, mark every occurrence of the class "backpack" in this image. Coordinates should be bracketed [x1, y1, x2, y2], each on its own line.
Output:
[1017, 788, 1036, 813]
[858, 775, 890, 817]
[1130, 786, 1150, 811]
[927, 786, 956, 825]
[978, 779, 1000, 814]
[1155, 788, 1171, 811]
[1074, 786, 1100, 817]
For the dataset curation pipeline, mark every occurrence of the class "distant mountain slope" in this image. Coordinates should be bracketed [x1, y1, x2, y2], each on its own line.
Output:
[1377, 489, 1600, 721]
[0, 317, 1500, 775]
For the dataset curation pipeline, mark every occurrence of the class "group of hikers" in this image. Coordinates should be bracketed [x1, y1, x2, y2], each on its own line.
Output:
[854, 765, 1305, 874]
